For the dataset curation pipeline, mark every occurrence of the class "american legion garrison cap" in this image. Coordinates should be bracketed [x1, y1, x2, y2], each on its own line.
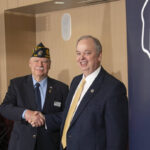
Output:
[32, 42, 50, 58]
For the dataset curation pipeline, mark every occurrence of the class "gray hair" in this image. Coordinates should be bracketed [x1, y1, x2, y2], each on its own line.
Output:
[76, 35, 102, 55]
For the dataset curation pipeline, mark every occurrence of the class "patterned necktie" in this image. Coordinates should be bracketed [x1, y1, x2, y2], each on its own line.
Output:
[61, 78, 86, 148]
[35, 82, 41, 111]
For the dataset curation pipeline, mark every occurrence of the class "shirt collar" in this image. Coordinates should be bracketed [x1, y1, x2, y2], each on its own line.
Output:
[83, 66, 101, 83]
[32, 76, 47, 88]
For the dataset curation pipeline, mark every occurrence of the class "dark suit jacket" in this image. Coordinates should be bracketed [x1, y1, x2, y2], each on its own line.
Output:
[0, 75, 68, 150]
[60, 67, 128, 150]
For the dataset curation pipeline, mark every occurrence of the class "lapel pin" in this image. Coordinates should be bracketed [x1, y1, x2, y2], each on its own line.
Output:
[90, 89, 94, 93]
[49, 86, 53, 93]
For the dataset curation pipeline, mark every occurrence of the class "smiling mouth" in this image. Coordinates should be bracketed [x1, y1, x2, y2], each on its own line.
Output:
[35, 67, 44, 71]
[80, 60, 88, 66]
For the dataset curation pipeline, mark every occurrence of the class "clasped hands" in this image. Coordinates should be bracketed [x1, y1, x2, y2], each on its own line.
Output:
[25, 110, 45, 127]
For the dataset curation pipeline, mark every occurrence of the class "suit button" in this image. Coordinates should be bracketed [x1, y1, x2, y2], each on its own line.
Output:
[32, 134, 36, 138]
[68, 135, 72, 138]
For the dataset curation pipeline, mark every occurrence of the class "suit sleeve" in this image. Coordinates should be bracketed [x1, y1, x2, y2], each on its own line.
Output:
[105, 82, 128, 150]
[0, 80, 25, 121]
[45, 84, 69, 132]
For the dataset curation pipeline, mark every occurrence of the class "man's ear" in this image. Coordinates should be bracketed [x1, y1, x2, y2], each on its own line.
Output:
[48, 59, 51, 69]
[29, 58, 31, 68]
[98, 52, 102, 62]
[48, 62, 51, 70]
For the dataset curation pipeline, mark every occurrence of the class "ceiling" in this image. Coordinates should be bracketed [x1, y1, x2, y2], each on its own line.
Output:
[6, 0, 120, 14]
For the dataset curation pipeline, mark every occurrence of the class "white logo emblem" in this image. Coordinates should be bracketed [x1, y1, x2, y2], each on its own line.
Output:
[141, 0, 150, 58]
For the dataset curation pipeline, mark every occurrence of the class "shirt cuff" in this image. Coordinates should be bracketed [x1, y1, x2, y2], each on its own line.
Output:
[22, 109, 27, 119]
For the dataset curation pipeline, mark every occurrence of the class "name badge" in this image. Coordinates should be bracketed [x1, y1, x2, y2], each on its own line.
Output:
[54, 101, 61, 107]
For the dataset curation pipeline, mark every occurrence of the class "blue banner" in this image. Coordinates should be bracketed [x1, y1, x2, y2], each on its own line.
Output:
[126, 0, 150, 150]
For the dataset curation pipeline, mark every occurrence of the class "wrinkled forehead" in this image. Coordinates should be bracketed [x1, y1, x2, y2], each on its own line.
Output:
[30, 57, 50, 62]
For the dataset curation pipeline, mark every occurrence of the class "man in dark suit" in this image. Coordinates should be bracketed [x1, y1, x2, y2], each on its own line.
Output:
[60, 35, 128, 150]
[0, 43, 68, 150]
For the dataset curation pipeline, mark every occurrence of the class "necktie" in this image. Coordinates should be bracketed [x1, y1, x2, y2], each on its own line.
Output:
[35, 82, 41, 111]
[61, 78, 86, 148]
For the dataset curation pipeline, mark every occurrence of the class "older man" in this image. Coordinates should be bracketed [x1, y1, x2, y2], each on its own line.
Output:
[60, 35, 128, 150]
[0, 43, 68, 150]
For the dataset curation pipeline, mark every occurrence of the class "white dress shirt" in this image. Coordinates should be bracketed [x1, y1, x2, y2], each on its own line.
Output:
[71, 66, 101, 116]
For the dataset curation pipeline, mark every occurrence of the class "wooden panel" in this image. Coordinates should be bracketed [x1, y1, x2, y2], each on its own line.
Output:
[18, 0, 51, 7]
[0, 13, 7, 102]
[0, 1, 8, 102]
[5, 12, 36, 84]
[36, 0, 128, 89]
[7, 0, 18, 9]
[5, 0, 119, 15]
[6, 0, 52, 9]
[0, 0, 7, 11]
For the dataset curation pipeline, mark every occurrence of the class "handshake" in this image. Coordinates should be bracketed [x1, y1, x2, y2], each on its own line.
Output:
[24, 110, 45, 127]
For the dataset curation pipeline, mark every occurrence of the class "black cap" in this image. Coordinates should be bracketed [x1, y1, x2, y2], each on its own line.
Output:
[32, 42, 50, 58]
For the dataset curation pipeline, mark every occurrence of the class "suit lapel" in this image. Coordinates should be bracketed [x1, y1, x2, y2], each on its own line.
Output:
[61, 76, 81, 130]
[70, 67, 106, 127]
[42, 77, 54, 111]
[65, 78, 81, 112]
[26, 75, 37, 109]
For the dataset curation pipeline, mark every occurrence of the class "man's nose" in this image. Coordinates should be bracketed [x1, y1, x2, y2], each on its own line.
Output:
[38, 61, 43, 66]
[80, 53, 85, 59]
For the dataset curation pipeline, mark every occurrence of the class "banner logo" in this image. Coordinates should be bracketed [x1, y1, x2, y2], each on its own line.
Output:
[141, 0, 150, 58]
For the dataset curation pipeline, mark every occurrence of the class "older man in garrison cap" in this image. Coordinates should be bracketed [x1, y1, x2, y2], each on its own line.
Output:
[0, 43, 69, 150]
